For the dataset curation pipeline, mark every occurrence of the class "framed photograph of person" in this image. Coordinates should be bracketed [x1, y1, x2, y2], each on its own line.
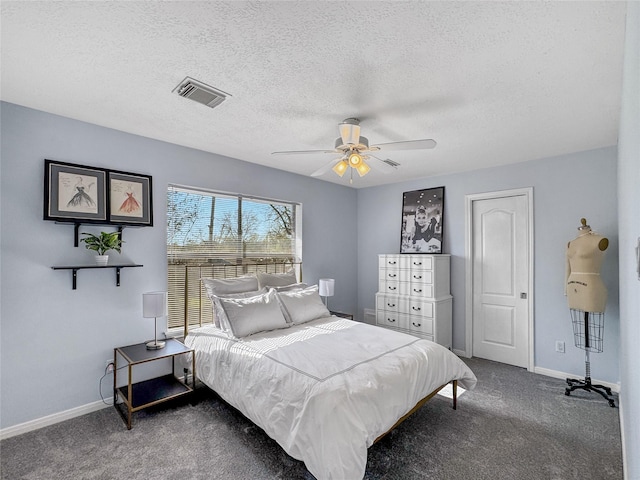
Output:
[108, 170, 153, 226]
[43, 159, 107, 223]
[400, 186, 445, 254]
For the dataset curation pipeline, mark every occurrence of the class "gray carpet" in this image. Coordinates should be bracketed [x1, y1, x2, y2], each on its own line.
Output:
[1, 358, 622, 480]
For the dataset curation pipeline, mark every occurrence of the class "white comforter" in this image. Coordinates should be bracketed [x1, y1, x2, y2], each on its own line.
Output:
[185, 316, 477, 480]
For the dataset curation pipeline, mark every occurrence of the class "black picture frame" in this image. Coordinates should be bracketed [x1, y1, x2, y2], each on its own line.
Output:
[400, 186, 445, 254]
[44, 159, 107, 223]
[108, 170, 153, 226]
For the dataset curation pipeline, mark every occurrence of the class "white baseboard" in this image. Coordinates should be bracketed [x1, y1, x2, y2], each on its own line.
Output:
[533, 366, 620, 393]
[0, 397, 113, 440]
[618, 398, 628, 480]
[453, 351, 620, 394]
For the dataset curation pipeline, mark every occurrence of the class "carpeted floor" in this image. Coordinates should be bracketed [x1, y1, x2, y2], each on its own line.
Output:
[0, 357, 623, 479]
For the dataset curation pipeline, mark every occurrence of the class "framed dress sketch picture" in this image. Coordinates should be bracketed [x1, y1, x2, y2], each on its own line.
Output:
[108, 170, 153, 226]
[44, 160, 107, 223]
[400, 186, 444, 254]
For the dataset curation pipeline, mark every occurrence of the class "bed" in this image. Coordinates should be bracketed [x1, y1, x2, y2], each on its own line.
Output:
[184, 272, 477, 480]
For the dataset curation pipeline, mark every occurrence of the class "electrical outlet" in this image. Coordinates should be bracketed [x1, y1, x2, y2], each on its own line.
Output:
[105, 359, 114, 373]
[555, 341, 565, 353]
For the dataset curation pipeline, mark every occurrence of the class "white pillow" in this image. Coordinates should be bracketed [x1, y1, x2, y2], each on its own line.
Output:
[272, 282, 308, 292]
[256, 269, 297, 289]
[202, 276, 259, 328]
[276, 285, 331, 325]
[218, 288, 289, 338]
[209, 288, 268, 331]
[201, 276, 259, 295]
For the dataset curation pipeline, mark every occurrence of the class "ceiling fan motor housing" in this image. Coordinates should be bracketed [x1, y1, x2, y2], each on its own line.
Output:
[339, 118, 361, 145]
[335, 136, 370, 152]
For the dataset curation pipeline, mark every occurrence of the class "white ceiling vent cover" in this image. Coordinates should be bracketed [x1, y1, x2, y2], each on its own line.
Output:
[173, 77, 230, 109]
[382, 158, 401, 167]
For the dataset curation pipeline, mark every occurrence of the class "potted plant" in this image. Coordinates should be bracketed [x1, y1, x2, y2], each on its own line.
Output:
[81, 231, 124, 266]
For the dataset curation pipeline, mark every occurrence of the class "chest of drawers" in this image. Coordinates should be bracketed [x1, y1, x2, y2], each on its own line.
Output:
[375, 254, 452, 348]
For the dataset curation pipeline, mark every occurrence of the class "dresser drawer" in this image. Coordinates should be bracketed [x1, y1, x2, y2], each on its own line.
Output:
[376, 294, 399, 312]
[409, 257, 433, 271]
[408, 270, 433, 284]
[407, 299, 434, 318]
[408, 283, 434, 298]
[379, 280, 409, 296]
[376, 310, 409, 330]
[380, 268, 404, 282]
[379, 255, 409, 270]
[408, 316, 434, 336]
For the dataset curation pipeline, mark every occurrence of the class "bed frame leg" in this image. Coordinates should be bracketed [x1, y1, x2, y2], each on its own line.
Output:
[452, 380, 457, 410]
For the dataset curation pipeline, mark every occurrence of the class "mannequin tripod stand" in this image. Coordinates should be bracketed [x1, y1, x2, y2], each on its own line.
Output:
[565, 309, 615, 407]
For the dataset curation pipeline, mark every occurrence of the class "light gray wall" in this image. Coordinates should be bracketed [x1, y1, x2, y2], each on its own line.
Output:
[356, 147, 619, 382]
[0, 102, 358, 429]
[617, 2, 640, 478]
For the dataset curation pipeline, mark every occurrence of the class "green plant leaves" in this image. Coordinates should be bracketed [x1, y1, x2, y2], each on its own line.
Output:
[80, 231, 124, 255]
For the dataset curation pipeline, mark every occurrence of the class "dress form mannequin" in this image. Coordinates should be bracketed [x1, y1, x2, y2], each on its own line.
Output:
[564, 218, 615, 407]
[565, 218, 609, 312]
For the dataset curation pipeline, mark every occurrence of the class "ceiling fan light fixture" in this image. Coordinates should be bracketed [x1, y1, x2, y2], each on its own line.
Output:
[332, 160, 349, 177]
[356, 161, 371, 177]
[348, 152, 363, 167]
[339, 118, 361, 145]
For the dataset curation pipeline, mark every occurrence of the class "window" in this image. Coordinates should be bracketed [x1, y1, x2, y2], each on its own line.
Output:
[167, 185, 302, 332]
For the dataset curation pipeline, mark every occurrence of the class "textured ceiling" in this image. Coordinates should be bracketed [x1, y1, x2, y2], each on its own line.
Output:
[0, 1, 627, 188]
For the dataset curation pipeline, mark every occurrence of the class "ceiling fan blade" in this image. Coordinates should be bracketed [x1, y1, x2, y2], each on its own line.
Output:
[370, 139, 437, 151]
[272, 149, 338, 155]
[310, 158, 342, 177]
[366, 154, 398, 174]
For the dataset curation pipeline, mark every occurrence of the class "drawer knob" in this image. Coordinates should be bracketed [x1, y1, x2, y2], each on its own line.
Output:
[388, 303, 396, 307]
[413, 289, 422, 293]
[388, 273, 397, 278]
[413, 275, 422, 279]
[412, 306, 421, 311]
[412, 322, 421, 327]
[389, 261, 397, 265]
[387, 318, 396, 323]
[389, 286, 397, 291]
[413, 262, 422, 266]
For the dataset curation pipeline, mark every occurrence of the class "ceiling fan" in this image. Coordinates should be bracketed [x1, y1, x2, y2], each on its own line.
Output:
[272, 118, 437, 183]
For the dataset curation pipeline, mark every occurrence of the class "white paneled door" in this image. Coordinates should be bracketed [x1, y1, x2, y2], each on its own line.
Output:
[471, 193, 530, 368]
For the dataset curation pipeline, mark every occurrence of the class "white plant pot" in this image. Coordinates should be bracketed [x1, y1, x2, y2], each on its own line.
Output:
[95, 255, 109, 266]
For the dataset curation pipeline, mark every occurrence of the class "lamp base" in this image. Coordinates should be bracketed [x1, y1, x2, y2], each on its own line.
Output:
[146, 340, 166, 350]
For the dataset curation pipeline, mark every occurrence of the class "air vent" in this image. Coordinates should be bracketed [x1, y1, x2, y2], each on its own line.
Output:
[382, 159, 401, 167]
[173, 77, 230, 109]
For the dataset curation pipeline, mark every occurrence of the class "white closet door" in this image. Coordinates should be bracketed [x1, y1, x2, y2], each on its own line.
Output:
[472, 194, 529, 368]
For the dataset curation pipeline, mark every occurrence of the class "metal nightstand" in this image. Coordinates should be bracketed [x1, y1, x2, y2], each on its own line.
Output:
[113, 338, 195, 429]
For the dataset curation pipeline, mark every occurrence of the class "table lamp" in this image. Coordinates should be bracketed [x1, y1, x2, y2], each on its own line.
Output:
[319, 278, 335, 309]
[143, 291, 167, 350]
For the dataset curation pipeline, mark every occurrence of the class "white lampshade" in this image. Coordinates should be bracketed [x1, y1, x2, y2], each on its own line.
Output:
[143, 292, 167, 350]
[143, 291, 167, 318]
[319, 278, 335, 297]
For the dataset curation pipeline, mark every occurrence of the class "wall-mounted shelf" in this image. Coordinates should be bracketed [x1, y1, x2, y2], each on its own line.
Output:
[52, 264, 143, 289]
